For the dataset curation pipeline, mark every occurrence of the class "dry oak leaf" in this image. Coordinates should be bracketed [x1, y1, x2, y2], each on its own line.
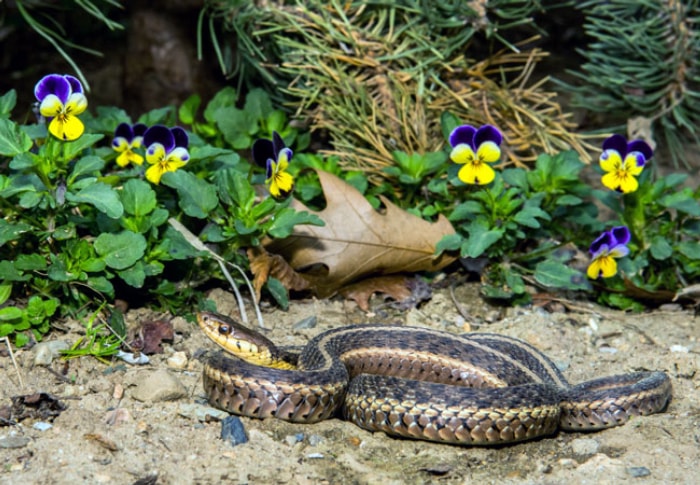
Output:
[264, 170, 457, 297]
[247, 246, 311, 302]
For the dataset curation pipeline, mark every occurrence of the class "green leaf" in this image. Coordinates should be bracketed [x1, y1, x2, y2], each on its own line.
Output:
[118, 262, 146, 288]
[62, 134, 104, 160]
[15, 254, 47, 271]
[94, 230, 147, 270]
[204, 86, 238, 124]
[138, 106, 175, 126]
[179, 94, 201, 125]
[0, 89, 17, 117]
[69, 155, 105, 183]
[0, 284, 11, 305]
[534, 260, 591, 291]
[449, 201, 484, 221]
[213, 106, 258, 149]
[266, 277, 289, 310]
[0, 307, 23, 321]
[677, 241, 700, 259]
[440, 111, 461, 141]
[660, 189, 700, 216]
[161, 170, 218, 218]
[267, 208, 324, 239]
[0, 260, 28, 282]
[461, 220, 504, 258]
[0, 219, 34, 247]
[435, 233, 462, 254]
[66, 182, 124, 219]
[650, 236, 673, 260]
[244, 88, 273, 121]
[513, 206, 550, 229]
[121, 179, 157, 216]
[0, 119, 32, 156]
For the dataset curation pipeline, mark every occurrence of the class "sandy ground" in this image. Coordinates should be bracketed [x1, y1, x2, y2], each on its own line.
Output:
[1, 284, 698, 485]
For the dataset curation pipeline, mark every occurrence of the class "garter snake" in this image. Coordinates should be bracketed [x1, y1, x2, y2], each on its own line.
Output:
[197, 311, 671, 445]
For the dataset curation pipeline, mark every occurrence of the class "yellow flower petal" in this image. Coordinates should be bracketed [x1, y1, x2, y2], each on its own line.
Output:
[450, 144, 476, 165]
[458, 162, 495, 185]
[39, 94, 64, 117]
[623, 154, 644, 176]
[602, 171, 638, 193]
[269, 170, 294, 198]
[146, 143, 166, 165]
[145, 163, 166, 184]
[476, 141, 501, 163]
[599, 149, 622, 173]
[587, 255, 618, 279]
[116, 150, 144, 167]
[48, 115, 84, 141]
[65, 93, 87, 116]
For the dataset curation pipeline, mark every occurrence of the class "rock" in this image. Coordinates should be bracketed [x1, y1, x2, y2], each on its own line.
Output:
[167, 351, 188, 370]
[571, 438, 600, 455]
[33, 340, 69, 366]
[130, 370, 187, 402]
[220, 416, 248, 446]
[293, 316, 318, 330]
[0, 435, 31, 449]
[627, 466, 651, 478]
[177, 403, 229, 422]
[33, 422, 53, 431]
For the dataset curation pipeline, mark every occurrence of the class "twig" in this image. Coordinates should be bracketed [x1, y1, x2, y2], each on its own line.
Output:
[168, 218, 266, 329]
[2, 336, 24, 389]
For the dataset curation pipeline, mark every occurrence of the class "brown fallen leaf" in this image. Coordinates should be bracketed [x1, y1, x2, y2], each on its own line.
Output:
[247, 246, 311, 302]
[127, 319, 174, 355]
[339, 275, 413, 311]
[264, 170, 457, 297]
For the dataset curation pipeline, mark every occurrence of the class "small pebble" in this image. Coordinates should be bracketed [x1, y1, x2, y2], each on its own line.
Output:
[293, 316, 318, 330]
[308, 434, 323, 446]
[670, 345, 689, 353]
[116, 350, 149, 365]
[0, 436, 31, 449]
[167, 351, 188, 369]
[306, 452, 324, 459]
[285, 433, 304, 447]
[113, 383, 124, 400]
[571, 438, 599, 455]
[103, 408, 130, 426]
[627, 466, 651, 478]
[178, 403, 229, 422]
[33, 422, 53, 432]
[131, 370, 187, 403]
[33, 340, 69, 366]
[598, 346, 618, 354]
[220, 416, 248, 447]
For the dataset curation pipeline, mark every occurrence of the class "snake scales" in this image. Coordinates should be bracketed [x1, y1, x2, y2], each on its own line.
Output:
[198, 311, 671, 445]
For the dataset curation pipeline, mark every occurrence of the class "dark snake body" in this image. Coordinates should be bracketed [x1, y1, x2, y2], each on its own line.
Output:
[200, 314, 672, 445]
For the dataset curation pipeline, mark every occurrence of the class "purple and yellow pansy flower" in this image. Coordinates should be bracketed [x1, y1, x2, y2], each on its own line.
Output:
[449, 124, 503, 185]
[252, 131, 294, 199]
[34, 74, 88, 141]
[112, 123, 147, 167]
[142, 125, 190, 184]
[599, 134, 653, 193]
[587, 226, 631, 279]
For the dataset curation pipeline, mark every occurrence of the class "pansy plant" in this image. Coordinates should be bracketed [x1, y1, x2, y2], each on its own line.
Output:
[252, 131, 295, 199]
[34, 74, 88, 141]
[587, 226, 631, 279]
[112, 123, 147, 167]
[449, 124, 503, 185]
[143, 125, 190, 184]
[599, 134, 653, 193]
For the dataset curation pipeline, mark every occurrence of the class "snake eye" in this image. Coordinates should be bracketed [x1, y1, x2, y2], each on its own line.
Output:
[218, 324, 230, 335]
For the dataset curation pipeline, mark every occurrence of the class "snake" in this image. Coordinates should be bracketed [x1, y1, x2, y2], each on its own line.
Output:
[197, 311, 672, 445]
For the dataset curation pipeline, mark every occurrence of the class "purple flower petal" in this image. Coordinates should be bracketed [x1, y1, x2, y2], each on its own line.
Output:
[589, 232, 612, 256]
[64, 75, 83, 95]
[626, 140, 653, 161]
[474, 125, 502, 148]
[272, 131, 286, 156]
[449, 125, 476, 148]
[609, 226, 631, 246]
[172, 126, 189, 148]
[602, 134, 628, 156]
[115, 123, 133, 140]
[133, 123, 148, 137]
[34, 74, 70, 104]
[144, 125, 175, 152]
[252, 138, 275, 167]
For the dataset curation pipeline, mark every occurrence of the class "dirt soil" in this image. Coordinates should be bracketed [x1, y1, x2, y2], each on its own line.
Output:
[1, 284, 698, 485]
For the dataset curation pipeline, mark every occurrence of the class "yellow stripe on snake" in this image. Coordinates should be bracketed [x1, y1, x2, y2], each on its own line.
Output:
[197, 311, 671, 446]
